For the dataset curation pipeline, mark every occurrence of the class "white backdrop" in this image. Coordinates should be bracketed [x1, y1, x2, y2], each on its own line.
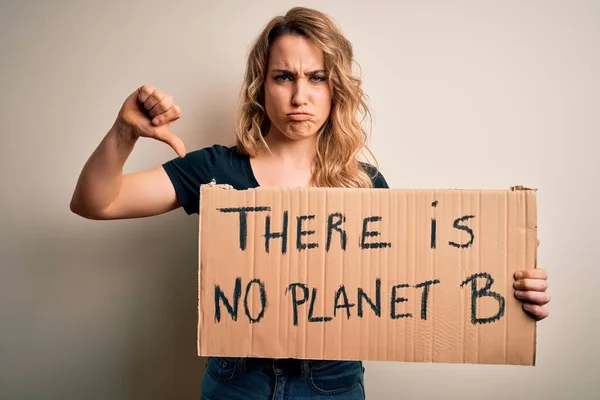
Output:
[1, 0, 598, 398]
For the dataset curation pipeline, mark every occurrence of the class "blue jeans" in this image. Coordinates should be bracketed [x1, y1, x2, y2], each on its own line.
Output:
[201, 357, 365, 399]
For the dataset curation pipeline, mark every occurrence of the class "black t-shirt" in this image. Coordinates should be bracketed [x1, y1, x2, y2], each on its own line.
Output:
[162, 144, 389, 215]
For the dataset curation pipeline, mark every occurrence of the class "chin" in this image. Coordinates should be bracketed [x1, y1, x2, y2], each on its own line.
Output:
[287, 127, 318, 137]
[283, 130, 319, 142]
[270, 121, 320, 141]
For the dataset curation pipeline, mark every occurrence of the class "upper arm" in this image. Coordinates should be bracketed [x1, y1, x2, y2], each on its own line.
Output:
[84, 145, 230, 219]
[98, 165, 182, 220]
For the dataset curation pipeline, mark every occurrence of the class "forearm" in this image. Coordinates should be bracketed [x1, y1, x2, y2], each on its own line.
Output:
[70, 121, 138, 218]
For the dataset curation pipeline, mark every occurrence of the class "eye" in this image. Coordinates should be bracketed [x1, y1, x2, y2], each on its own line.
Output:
[274, 75, 292, 82]
[309, 76, 327, 83]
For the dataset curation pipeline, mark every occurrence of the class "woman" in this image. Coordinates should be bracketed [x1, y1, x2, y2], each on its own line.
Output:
[70, 6, 550, 399]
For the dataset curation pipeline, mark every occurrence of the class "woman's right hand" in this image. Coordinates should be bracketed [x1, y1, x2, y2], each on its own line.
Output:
[116, 84, 186, 157]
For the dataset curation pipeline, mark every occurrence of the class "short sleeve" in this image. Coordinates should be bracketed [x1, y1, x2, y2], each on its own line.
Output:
[372, 170, 389, 188]
[162, 145, 227, 215]
[362, 163, 389, 188]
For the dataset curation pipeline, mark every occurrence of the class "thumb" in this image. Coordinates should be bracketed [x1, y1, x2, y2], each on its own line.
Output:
[155, 130, 187, 158]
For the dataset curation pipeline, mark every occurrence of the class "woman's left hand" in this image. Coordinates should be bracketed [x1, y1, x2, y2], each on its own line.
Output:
[513, 268, 550, 321]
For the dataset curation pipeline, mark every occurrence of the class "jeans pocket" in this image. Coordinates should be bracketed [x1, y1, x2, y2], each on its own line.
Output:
[206, 357, 239, 382]
[307, 361, 363, 396]
[308, 360, 336, 371]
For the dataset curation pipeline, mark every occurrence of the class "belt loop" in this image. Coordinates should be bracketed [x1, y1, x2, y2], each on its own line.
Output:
[300, 360, 309, 379]
[238, 357, 247, 373]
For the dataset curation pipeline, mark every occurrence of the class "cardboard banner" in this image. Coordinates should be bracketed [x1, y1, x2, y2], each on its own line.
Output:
[197, 186, 537, 365]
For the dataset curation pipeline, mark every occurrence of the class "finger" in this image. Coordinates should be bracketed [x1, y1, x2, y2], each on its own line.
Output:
[152, 104, 181, 125]
[514, 268, 548, 280]
[137, 84, 156, 104]
[153, 129, 187, 158]
[149, 95, 174, 118]
[144, 89, 166, 112]
[522, 303, 549, 321]
[514, 290, 551, 305]
[513, 278, 548, 292]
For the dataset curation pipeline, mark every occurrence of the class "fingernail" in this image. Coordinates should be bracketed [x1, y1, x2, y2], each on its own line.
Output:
[523, 303, 532, 310]
[515, 271, 523, 279]
[515, 290, 523, 297]
[153, 118, 160, 125]
[513, 281, 521, 289]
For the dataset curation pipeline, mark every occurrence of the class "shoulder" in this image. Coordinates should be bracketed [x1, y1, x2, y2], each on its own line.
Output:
[161, 144, 246, 215]
[164, 144, 244, 172]
[167, 144, 255, 190]
[360, 162, 389, 188]
[183, 144, 239, 164]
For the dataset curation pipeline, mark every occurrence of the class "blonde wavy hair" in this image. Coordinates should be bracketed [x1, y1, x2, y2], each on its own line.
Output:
[235, 6, 378, 188]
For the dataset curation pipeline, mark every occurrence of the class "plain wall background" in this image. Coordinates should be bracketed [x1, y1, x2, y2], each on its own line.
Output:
[1, 0, 598, 398]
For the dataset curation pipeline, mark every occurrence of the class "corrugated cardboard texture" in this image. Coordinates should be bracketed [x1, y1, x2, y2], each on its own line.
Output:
[198, 186, 537, 365]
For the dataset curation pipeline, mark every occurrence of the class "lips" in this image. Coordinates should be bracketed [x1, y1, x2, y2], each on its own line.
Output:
[287, 113, 312, 121]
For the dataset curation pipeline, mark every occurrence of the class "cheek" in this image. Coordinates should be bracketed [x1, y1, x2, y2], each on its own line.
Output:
[264, 83, 274, 114]
[264, 83, 286, 113]
[316, 87, 332, 117]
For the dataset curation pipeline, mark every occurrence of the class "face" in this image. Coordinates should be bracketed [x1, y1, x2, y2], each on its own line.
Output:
[264, 35, 332, 142]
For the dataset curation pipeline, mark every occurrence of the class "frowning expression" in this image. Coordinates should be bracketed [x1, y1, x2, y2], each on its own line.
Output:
[264, 35, 332, 141]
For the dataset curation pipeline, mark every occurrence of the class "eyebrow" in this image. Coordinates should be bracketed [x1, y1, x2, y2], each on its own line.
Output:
[271, 69, 327, 76]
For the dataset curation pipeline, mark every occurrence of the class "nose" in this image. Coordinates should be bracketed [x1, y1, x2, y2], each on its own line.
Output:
[291, 79, 309, 107]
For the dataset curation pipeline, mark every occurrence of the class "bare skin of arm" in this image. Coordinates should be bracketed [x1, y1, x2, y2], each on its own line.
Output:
[70, 85, 186, 220]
